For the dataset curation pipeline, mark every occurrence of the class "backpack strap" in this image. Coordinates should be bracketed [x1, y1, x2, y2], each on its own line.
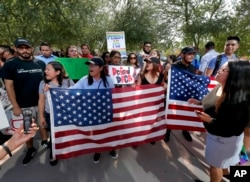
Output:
[211, 55, 222, 76]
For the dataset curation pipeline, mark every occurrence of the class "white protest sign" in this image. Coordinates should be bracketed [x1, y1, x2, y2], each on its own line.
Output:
[108, 65, 135, 85]
[106, 31, 126, 57]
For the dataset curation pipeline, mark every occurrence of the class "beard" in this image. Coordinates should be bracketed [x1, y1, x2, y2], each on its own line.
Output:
[143, 48, 150, 54]
[17, 51, 32, 60]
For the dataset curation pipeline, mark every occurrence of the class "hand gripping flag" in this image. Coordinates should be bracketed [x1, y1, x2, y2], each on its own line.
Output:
[166, 67, 212, 131]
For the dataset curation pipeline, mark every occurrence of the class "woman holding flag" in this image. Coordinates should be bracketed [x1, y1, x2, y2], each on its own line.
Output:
[70, 57, 117, 164]
[189, 60, 250, 182]
[38, 61, 74, 166]
[137, 56, 167, 145]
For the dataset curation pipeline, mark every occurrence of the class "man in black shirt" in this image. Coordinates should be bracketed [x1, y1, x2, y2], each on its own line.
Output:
[165, 47, 198, 142]
[2, 38, 45, 166]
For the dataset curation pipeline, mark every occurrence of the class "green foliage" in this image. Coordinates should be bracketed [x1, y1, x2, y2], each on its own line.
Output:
[0, 0, 249, 56]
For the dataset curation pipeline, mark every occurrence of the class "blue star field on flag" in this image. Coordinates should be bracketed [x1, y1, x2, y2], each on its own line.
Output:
[169, 67, 210, 101]
[49, 88, 113, 127]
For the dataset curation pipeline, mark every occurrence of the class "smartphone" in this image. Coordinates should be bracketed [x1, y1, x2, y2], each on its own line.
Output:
[22, 109, 33, 134]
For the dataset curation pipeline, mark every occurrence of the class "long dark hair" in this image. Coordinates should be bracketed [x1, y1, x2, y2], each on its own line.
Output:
[216, 60, 250, 111]
[45, 61, 68, 86]
[126, 53, 139, 68]
[140, 62, 160, 81]
[101, 51, 110, 64]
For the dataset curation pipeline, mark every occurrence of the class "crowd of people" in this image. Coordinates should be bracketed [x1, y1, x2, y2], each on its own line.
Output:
[0, 36, 250, 182]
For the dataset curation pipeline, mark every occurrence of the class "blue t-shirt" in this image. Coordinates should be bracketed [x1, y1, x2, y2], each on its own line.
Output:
[191, 53, 200, 70]
[207, 53, 237, 71]
[70, 75, 114, 89]
[35, 55, 57, 65]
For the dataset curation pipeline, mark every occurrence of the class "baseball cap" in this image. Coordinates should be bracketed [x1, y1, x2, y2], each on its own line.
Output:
[14, 38, 32, 48]
[181, 47, 196, 54]
[144, 57, 161, 64]
[85, 57, 104, 66]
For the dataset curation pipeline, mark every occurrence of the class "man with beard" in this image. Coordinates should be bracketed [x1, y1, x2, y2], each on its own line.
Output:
[2, 38, 45, 166]
[165, 47, 198, 142]
[137, 41, 152, 69]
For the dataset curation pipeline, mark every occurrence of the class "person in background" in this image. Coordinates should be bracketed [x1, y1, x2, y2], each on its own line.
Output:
[109, 50, 122, 65]
[35, 42, 57, 65]
[0, 123, 39, 160]
[189, 60, 250, 182]
[101, 51, 110, 75]
[206, 36, 240, 76]
[2, 38, 46, 166]
[38, 61, 74, 166]
[167, 54, 177, 64]
[199, 41, 219, 75]
[165, 47, 198, 142]
[150, 49, 161, 59]
[101, 51, 111, 65]
[65, 45, 81, 58]
[81, 43, 94, 59]
[137, 41, 152, 69]
[70, 57, 117, 164]
[0, 45, 16, 144]
[150, 49, 163, 72]
[126, 53, 140, 84]
[126, 53, 140, 68]
[0, 45, 15, 80]
[191, 46, 200, 70]
[0, 45, 15, 63]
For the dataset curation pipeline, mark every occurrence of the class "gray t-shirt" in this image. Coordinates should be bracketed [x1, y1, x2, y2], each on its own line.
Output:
[39, 79, 74, 113]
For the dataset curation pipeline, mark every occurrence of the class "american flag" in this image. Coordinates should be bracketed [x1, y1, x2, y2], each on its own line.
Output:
[166, 67, 217, 131]
[48, 85, 165, 159]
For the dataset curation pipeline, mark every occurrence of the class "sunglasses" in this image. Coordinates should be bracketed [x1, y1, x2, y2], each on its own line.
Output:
[130, 57, 136, 60]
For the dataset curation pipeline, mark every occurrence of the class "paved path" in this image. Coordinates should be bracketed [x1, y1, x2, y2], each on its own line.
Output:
[0, 131, 249, 182]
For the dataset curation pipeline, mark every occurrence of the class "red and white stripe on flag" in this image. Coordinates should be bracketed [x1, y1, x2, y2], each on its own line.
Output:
[49, 84, 166, 159]
[165, 68, 218, 132]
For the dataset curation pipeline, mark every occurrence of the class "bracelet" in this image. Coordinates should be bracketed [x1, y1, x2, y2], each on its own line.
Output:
[1, 144, 12, 157]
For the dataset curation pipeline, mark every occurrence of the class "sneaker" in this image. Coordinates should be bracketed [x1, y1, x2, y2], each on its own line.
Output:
[41, 140, 49, 149]
[50, 158, 58, 166]
[22, 147, 36, 166]
[49, 151, 58, 166]
[109, 150, 118, 159]
[182, 130, 192, 142]
[93, 153, 101, 164]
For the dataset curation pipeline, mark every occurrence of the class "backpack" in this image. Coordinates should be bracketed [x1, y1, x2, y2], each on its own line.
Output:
[211, 55, 222, 76]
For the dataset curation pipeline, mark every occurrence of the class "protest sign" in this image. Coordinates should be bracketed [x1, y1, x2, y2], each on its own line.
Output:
[106, 31, 127, 57]
[108, 65, 135, 85]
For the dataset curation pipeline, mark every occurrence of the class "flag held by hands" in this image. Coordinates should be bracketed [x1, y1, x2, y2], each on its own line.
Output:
[48, 85, 165, 159]
[166, 67, 211, 131]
